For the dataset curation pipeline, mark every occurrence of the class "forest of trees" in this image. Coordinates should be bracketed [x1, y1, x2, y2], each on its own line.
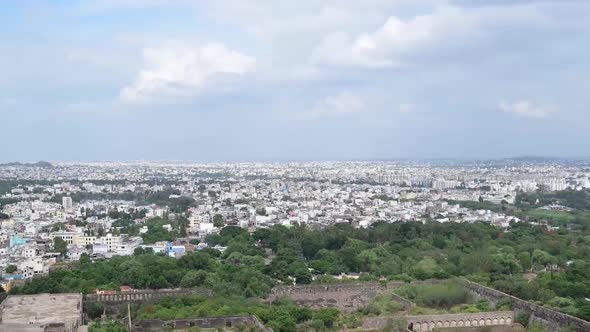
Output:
[11, 219, 590, 321]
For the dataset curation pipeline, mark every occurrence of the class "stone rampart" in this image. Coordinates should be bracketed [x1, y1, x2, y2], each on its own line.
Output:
[268, 280, 435, 311]
[84, 288, 212, 304]
[363, 311, 514, 331]
[268, 282, 388, 311]
[463, 280, 590, 332]
[131, 315, 272, 332]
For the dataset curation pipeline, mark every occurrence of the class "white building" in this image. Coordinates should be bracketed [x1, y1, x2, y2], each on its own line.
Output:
[62, 196, 73, 209]
[96, 234, 121, 252]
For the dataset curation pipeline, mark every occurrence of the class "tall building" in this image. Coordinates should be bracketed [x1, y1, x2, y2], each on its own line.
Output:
[62, 196, 73, 209]
[432, 179, 461, 190]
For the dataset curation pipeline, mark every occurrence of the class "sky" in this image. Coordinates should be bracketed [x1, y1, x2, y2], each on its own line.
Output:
[1, 0, 589, 162]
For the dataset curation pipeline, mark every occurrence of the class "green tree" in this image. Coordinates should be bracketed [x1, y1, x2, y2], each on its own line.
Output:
[213, 214, 225, 228]
[53, 237, 68, 256]
[518, 251, 532, 272]
[180, 270, 208, 288]
[313, 308, 340, 328]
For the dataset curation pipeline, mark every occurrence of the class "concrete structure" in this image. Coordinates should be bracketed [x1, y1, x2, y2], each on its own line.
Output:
[362, 312, 515, 331]
[132, 315, 272, 332]
[464, 280, 590, 332]
[269, 282, 388, 311]
[0, 293, 83, 332]
[271, 280, 590, 331]
[62, 196, 73, 209]
[84, 288, 212, 304]
[406, 311, 514, 331]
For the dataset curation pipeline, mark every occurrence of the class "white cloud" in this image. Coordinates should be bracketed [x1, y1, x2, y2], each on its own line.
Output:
[120, 42, 255, 104]
[302, 92, 365, 119]
[499, 101, 553, 118]
[310, 4, 546, 68]
[311, 6, 476, 68]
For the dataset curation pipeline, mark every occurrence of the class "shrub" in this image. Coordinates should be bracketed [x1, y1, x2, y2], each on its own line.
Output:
[398, 280, 471, 309]
[516, 312, 531, 327]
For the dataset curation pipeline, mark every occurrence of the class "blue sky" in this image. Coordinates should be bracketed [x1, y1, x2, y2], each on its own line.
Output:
[1, 0, 589, 161]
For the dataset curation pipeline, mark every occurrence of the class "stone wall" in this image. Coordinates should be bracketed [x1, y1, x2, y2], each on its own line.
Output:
[268, 282, 388, 311]
[363, 311, 514, 331]
[268, 281, 434, 311]
[463, 280, 590, 332]
[84, 288, 212, 304]
[270, 282, 389, 296]
[390, 292, 413, 311]
[131, 315, 272, 332]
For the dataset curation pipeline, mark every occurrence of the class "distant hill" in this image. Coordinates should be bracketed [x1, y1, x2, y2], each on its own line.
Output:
[0, 161, 53, 168]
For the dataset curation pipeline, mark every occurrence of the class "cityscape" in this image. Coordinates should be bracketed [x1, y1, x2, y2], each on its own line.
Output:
[2, 0, 590, 331]
[1, 160, 590, 331]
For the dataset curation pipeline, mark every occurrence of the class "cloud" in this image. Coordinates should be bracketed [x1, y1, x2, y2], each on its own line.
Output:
[310, 4, 548, 68]
[310, 6, 476, 68]
[301, 92, 365, 119]
[499, 101, 553, 118]
[120, 42, 255, 104]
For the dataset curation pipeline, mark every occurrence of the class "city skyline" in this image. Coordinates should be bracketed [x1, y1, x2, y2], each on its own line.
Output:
[2, 0, 590, 161]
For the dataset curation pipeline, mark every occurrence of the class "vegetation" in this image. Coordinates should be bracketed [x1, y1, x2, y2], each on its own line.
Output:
[88, 320, 127, 332]
[9, 217, 590, 320]
[48, 189, 197, 214]
[213, 214, 225, 228]
[359, 293, 405, 316]
[516, 189, 590, 211]
[53, 237, 68, 257]
[11, 248, 272, 298]
[137, 295, 340, 332]
[397, 280, 472, 310]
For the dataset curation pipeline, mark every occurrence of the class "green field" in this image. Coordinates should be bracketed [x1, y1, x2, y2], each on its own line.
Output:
[524, 210, 577, 223]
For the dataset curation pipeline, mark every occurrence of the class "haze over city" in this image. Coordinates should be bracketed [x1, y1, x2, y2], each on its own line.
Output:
[2, 0, 590, 161]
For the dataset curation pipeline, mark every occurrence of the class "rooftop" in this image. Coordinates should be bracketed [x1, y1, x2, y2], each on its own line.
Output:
[0, 293, 82, 325]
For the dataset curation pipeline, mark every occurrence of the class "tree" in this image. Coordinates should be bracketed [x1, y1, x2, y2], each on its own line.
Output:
[546, 297, 579, 316]
[412, 257, 442, 280]
[294, 268, 312, 285]
[85, 302, 104, 319]
[53, 237, 68, 257]
[150, 275, 170, 289]
[5, 265, 17, 273]
[180, 270, 208, 288]
[532, 249, 556, 269]
[213, 214, 225, 228]
[518, 252, 532, 272]
[313, 308, 340, 328]
[79, 253, 91, 266]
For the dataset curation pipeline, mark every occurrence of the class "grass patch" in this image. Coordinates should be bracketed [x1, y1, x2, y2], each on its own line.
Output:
[397, 280, 472, 310]
[359, 293, 406, 316]
[524, 210, 577, 223]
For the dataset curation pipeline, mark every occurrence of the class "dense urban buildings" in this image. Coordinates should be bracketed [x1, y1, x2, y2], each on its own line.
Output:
[1, 160, 590, 331]
[0, 160, 588, 287]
